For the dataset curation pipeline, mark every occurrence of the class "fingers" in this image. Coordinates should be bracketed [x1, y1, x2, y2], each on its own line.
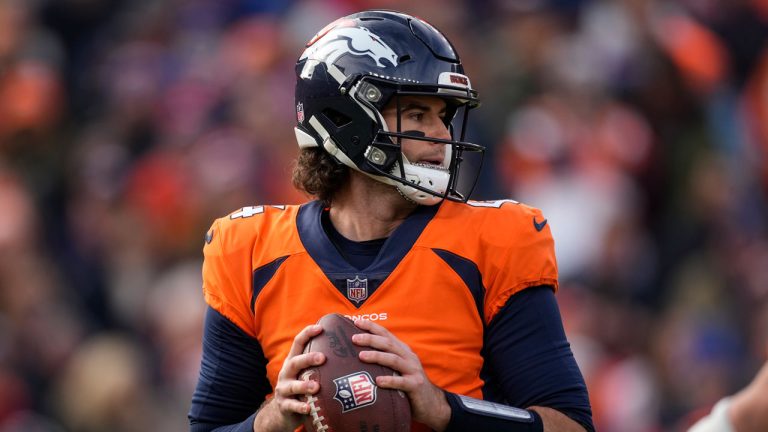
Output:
[273, 323, 326, 417]
[273, 352, 324, 417]
[288, 324, 324, 357]
[352, 319, 407, 354]
[353, 317, 389, 336]
[272, 377, 317, 418]
[279, 323, 325, 380]
[278, 397, 313, 415]
[275, 375, 320, 399]
[375, 372, 422, 390]
[274, 378, 319, 415]
[352, 331, 399, 353]
[351, 319, 448, 428]
[358, 349, 405, 370]
[264, 323, 329, 428]
[351, 319, 419, 378]
[279, 350, 325, 381]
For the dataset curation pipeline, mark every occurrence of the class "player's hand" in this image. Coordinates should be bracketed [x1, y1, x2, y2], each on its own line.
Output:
[352, 319, 451, 431]
[729, 360, 768, 432]
[254, 324, 326, 432]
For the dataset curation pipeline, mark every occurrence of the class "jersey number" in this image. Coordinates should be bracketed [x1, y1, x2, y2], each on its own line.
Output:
[467, 199, 518, 209]
[230, 205, 286, 219]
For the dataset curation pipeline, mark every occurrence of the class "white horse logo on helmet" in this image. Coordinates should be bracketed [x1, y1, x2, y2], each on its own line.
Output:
[300, 26, 399, 69]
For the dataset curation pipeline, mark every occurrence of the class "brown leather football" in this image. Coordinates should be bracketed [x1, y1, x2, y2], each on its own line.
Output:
[300, 313, 411, 432]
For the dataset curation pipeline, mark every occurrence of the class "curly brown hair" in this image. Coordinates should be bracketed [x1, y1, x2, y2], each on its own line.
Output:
[291, 147, 350, 205]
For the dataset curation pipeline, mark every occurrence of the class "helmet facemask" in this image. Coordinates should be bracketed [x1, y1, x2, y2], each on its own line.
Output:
[351, 76, 484, 205]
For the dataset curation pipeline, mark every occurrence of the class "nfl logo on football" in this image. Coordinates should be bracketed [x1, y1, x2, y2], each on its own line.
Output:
[346, 276, 368, 303]
[333, 371, 377, 412]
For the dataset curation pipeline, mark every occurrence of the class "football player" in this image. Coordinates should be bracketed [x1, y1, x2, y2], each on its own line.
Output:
[189, 10, 593, 432]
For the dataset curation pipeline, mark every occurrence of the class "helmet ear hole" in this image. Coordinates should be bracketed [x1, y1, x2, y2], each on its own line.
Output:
[322, 108, 352, 127]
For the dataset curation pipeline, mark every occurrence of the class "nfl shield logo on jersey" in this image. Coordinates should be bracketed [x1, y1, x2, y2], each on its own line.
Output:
[346, 276, 368, 303]
[333, 371, 377, 412]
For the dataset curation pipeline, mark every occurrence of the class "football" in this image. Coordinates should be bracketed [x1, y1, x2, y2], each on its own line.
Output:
[300, 313, 411, 432]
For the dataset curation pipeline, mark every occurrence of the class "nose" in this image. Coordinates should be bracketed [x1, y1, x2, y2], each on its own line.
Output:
[430, 116, 451, 142]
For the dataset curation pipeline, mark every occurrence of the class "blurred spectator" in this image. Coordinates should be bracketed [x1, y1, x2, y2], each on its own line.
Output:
[50, 333, 155, 432]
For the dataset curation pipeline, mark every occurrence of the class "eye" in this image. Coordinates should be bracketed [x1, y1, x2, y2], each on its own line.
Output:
[407, 111, 424, 122]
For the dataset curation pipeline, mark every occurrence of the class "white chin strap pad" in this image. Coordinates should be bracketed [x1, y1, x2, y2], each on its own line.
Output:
[395, 161, 450, 206]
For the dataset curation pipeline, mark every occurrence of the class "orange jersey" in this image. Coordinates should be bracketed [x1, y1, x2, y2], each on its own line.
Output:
[202, 199, 558, 402]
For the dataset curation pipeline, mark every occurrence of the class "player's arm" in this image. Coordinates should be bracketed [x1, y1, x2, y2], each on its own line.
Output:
[352, 315, 577, 432]
[530, 407, 588, 432]
[434, 286, 591, 432]
[479, 285, 594, 432]
[188, 307, 270, 432]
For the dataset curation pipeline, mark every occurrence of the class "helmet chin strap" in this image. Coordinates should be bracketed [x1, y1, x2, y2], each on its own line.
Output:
[396, 183, 445, 206]
[392, 156, 450, 206]
[386, 129, 452, 206]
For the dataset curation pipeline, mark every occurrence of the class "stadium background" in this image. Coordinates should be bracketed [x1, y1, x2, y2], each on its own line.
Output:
[1, 0, 767, 430]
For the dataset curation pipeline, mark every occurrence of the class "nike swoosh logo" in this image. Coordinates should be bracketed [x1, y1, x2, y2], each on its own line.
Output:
[533, 217, 548, 232]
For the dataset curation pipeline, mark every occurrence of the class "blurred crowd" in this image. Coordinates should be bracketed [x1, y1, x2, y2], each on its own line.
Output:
[0, 0, 767, 431]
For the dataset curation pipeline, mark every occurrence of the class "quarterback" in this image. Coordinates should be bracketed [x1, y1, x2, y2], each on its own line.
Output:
[189, 10, 593, 432]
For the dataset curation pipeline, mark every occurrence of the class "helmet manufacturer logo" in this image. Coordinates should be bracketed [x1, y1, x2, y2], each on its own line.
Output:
[333, 371, 377, 412]
[449, 74, 469, 85]
[346, 276, 368, 303]
[300, 27, 398, 69]
[296, 102, 304, 123]
[438, 72, 471, 89]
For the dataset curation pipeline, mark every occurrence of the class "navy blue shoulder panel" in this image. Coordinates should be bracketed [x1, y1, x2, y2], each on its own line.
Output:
[431, 248, 485, 323]
[189, 307, 272, 431]
[296, 200, 440, 306]
[250, 255, 289, 312]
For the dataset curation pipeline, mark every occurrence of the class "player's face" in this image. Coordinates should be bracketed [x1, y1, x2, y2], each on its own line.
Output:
[382, 96, 452, 169]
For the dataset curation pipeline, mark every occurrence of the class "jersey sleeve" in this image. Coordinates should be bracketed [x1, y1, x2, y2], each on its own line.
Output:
[483, 286, 594, 431]
[480, 203, 558, 324]
[188, 307, 271, 432]
[202, 217, 257, 338]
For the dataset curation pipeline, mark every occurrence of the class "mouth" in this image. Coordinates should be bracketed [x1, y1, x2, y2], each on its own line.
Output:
[413, 160, 448, 171]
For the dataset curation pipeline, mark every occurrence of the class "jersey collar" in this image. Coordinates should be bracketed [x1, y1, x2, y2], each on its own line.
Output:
[296, 200, 439, 276]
